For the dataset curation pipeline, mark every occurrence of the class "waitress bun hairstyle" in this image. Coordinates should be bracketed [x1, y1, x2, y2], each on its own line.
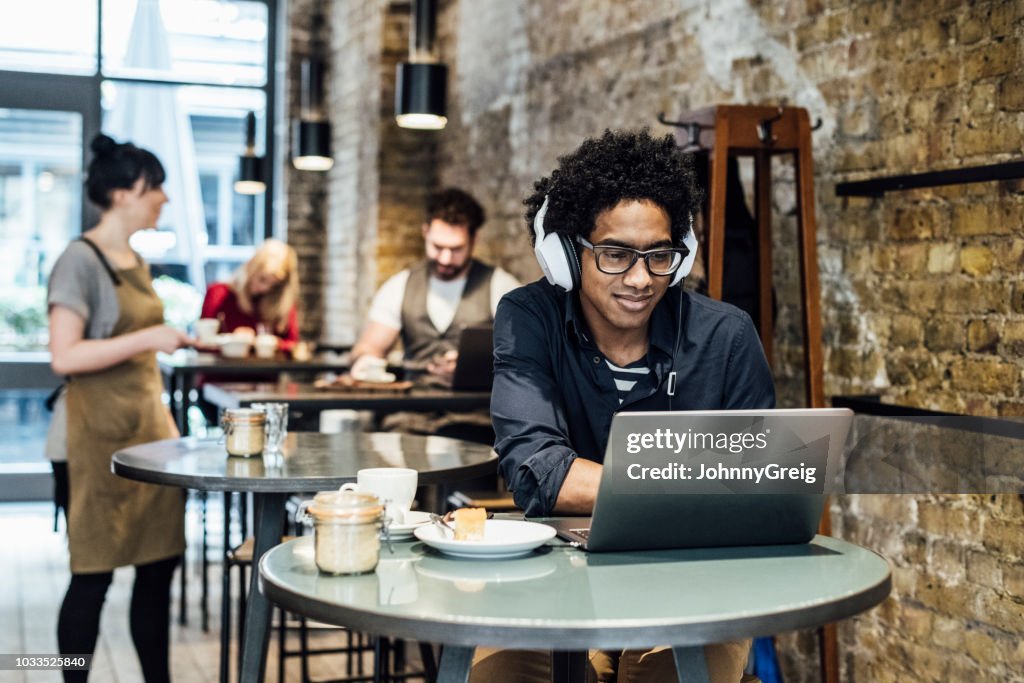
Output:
[85, 133, 166, 209]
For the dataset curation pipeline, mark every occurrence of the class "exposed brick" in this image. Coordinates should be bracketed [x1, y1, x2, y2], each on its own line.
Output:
[939, 280, 1012, 314]
[966, 318, 1001, 353]
[960, 245, 995, 276]
[900, 54, 961, 90]
[997, 74, 1024, 110]
[890, 314, 923, 347]
[966, 549, 1003, 589]
[994, 239, 1024, 274]
[950, 359, 1021, 394]
[1005, 562, 1024, 597]
[927, 243, 958, 273]
[958, 14, 987, 45]
[889, 205, 942, 241]
[964, 40, 1019, 80]
[931, 614, 966, 649]
[953, 117, 1024, 157]
[924, 317, 964, 352]
[1003, 321, 1024, 356]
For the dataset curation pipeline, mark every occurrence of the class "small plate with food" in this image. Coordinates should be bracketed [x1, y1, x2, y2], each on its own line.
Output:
[413, 509, 556, 559]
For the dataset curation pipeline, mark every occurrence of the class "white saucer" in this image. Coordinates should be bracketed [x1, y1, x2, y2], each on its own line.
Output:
[385, 510, 431, 540]
[413, 520, 556, 559]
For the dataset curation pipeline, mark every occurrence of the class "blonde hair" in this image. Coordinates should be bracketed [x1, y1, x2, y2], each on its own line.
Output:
[231, 239, 300, 333]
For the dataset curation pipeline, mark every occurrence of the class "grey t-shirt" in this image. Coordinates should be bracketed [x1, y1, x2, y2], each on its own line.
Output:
[44, 239, 128, 461]
[47, 239, 122, 341]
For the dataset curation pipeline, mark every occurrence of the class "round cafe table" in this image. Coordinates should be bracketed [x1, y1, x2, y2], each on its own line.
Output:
[112, 432, 497, 683]
[259, 533, 891, 683]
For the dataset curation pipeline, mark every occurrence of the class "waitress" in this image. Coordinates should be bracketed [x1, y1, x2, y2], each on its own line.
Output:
[48, 133, 191, 682]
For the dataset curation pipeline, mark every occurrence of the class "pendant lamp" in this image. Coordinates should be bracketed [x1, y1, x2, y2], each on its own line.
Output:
[293, 3, 333, 171]
[234, 111, 266, 194]
[396, 0, 447, 130]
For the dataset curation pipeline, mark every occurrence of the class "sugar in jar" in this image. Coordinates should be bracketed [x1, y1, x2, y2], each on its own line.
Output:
[303, 490, 383, 575]
[221, 408, 266, 456]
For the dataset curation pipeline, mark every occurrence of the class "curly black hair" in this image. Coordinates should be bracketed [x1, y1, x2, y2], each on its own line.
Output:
[524, 129, 701, 246]
[426, 188, 486, 236]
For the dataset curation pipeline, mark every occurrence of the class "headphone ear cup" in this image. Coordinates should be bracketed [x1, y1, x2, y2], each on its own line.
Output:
[561, 233, 581, 291]
[670, 229, 699, 287]
[535, 230, 577, 292]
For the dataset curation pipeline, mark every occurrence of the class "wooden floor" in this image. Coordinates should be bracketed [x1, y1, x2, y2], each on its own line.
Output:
[0, 501, 420, 683]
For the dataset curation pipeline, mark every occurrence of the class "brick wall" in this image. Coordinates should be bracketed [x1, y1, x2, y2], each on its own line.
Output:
[432, 1, 1024, 680]
[285, 0, 329, 342]
[310, 1, 1024, 678]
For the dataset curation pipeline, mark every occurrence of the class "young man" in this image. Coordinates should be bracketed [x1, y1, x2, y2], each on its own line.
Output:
[482, 130, 774, 682]
[351, 187, 519, 381]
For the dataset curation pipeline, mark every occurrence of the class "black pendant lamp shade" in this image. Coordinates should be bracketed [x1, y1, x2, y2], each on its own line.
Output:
[293, 5, 333, 172]
[293, 117, 333, 171]
[396, 62, 448, 130]
[395, 0, 447, 130]
[234, 111, 266, 194]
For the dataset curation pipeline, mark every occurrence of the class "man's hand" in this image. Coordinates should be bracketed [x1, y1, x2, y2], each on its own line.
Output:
[426, 349, 458, 384]
[351, 354, 386, 381]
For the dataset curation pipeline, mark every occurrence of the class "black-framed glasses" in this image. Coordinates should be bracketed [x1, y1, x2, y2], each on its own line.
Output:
[576, 237, 688, 276]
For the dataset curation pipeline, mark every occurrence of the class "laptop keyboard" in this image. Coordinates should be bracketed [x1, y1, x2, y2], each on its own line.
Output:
[570, 528, 590, 540]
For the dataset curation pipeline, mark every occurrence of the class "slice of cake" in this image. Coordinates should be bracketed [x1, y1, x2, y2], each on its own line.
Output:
[453, 507, 487, 541]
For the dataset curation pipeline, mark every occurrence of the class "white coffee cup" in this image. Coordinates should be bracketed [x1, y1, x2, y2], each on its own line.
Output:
[253, 334, 279, 359]
[340, 467, 417, 525]
[195, 318, 220, 344]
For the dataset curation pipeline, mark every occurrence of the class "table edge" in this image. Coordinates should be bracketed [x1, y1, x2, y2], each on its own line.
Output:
[257, 541, 892, 650]
[111, 448, 497, 492]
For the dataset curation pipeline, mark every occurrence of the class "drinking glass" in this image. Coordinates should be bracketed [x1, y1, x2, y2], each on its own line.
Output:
[252, 402, 289, 454]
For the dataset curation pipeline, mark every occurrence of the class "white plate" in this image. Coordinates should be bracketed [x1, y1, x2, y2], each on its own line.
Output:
[385, 510, 431, 540]
[413, 519, 556, 559]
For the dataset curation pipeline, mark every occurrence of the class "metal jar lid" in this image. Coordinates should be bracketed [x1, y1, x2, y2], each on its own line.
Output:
[223, 408, 266, 424]
[308, 490, 383, 524]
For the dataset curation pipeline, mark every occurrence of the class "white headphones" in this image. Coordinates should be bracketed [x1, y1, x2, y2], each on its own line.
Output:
[532, 195, 698, 292]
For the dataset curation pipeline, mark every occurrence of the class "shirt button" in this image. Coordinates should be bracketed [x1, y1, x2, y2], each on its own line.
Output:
[593, 356, 601, 364]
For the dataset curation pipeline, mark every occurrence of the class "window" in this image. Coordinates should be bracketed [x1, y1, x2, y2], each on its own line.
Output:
[0, 0, 280, 493]
[0, 0, 279, 347]
[0, 1, 98, 75]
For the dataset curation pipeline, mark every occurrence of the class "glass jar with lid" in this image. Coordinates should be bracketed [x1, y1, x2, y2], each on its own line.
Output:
[221, 408, 266, 456]
[300, 490, 384, 575]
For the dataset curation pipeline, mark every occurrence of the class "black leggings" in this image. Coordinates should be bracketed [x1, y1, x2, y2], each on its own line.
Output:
[57, 555, 179, 683]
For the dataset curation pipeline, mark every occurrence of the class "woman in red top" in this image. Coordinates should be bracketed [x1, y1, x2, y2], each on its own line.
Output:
[201, 238, 300, 350]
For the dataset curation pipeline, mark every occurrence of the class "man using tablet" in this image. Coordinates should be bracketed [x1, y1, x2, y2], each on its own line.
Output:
[483, 129, 774, 682]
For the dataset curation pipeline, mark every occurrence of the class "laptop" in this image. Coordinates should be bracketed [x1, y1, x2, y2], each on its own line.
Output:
[449, 325, 494, 391]
[547, 408, 853, 552]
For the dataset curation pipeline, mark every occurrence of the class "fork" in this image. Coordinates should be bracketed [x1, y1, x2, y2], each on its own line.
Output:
[429, 513, 455, 537]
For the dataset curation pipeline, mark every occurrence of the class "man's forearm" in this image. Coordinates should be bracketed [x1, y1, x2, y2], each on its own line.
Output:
[552, 458, 603, 515]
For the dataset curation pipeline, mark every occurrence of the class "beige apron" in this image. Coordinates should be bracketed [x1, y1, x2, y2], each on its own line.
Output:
[65, 263, 185, 574]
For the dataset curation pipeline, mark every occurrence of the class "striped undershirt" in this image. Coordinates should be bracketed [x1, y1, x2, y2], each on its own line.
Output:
[605, 356, 652, 405]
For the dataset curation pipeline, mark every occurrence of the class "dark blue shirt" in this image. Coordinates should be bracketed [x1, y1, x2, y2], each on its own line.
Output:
[491, 279, 776, 517]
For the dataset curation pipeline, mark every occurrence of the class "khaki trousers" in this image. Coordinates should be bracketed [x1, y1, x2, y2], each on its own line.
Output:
[470, 641, 758, 683]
